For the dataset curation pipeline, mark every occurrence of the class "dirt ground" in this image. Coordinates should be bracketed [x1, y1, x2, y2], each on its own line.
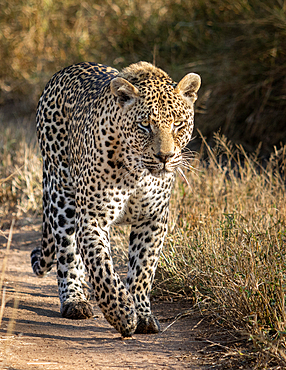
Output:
[0, 220, 251, 370]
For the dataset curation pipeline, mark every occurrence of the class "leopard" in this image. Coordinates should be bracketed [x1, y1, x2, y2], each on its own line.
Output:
[31, 61, 201, 337]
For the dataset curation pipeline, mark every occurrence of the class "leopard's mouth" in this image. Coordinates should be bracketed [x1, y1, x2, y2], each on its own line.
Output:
[146, 164, 175, 176]
[142, 152, 181, 176]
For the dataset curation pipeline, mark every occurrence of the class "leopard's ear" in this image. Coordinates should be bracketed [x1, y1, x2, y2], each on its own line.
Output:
[110, 77, 139, 108]
[175, 73, 201, 104]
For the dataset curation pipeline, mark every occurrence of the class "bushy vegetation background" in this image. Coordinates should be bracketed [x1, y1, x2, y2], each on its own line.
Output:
[1, 0, 286, 152]
[1, 0, 286, 368]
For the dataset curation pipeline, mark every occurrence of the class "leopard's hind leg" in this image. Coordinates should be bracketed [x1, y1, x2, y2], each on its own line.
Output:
[31, 170, 56, 276]
[49, 169, 93, 320]
[31, 164, 93, 319]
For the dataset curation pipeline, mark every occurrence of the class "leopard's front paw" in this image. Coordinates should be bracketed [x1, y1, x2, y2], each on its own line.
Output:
[103, 307, 138, 338]
[135, 315, 160, 334]
[61, 300, 94, 320]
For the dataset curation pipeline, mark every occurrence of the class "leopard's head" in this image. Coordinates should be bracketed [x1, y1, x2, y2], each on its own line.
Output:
[110, 62, 201, 177]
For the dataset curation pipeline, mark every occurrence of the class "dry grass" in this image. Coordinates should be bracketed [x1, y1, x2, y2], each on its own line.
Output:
[0, 117, 42, 228]
[155, 133, 286, 367]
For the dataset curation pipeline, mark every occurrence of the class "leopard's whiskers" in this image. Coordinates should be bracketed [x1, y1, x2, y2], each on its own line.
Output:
[176, 167, 191, 187]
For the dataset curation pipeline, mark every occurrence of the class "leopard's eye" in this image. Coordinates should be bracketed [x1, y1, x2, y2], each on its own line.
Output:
[138, 121, 151, 132]
[139, 120, 150, 127]
[174, 121, 183, 127]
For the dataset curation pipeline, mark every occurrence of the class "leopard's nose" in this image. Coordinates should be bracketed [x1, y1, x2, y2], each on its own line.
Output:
[155, 151, 175, 163]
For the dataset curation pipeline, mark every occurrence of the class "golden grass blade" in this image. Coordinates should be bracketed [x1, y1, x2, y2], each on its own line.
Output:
[197, 129, 223, 172]
[0, 218, 15, 299]
[0, 218, 15, 330]
[0, 287, 6, 329]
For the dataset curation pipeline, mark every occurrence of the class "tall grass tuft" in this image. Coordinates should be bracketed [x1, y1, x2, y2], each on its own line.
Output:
[156, 133, 286, 366]
[0, 118, 42, 227]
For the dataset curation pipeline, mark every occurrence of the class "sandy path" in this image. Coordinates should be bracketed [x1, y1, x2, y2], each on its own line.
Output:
[0, 221, 214, 370]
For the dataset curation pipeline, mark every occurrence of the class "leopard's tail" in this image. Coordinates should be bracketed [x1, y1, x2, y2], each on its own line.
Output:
[31, 246, 56, 277]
